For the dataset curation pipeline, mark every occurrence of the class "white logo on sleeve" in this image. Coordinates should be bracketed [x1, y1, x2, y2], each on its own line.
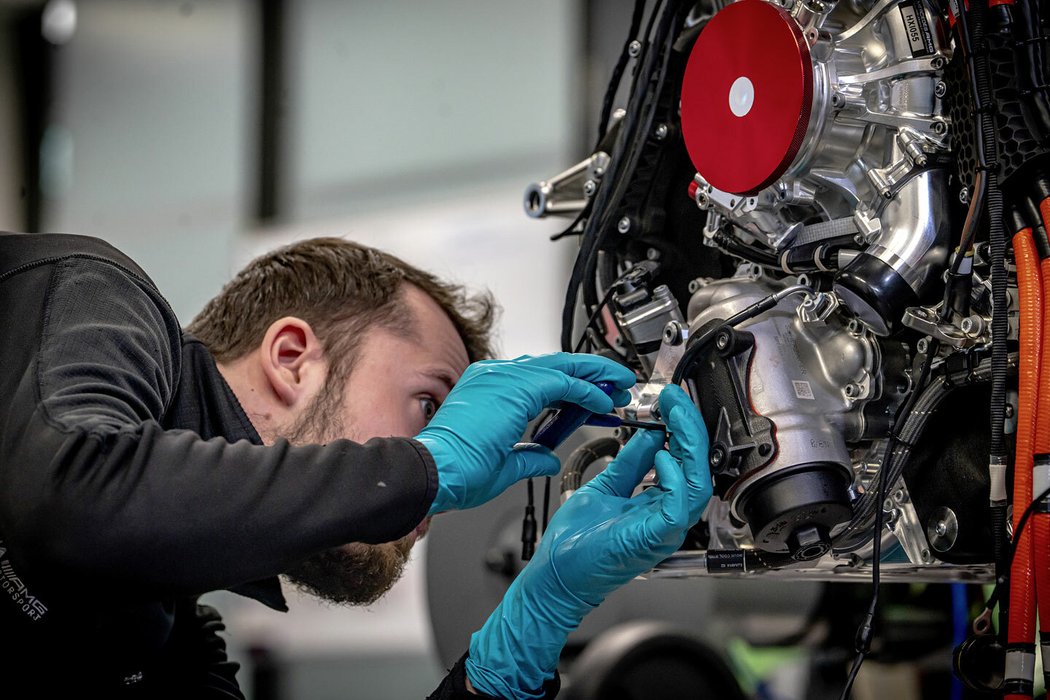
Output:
[0, 541, 49, 621]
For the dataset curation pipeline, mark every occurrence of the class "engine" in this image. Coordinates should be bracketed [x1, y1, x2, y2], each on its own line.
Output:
[526, 0, 1050, 691]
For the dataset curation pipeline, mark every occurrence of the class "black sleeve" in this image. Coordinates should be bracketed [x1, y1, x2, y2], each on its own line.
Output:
[426, 653, 561, 700]
[0, 257, 437, 596]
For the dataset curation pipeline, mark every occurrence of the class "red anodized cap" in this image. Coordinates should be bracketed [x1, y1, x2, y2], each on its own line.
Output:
[680, 0, 814, 195]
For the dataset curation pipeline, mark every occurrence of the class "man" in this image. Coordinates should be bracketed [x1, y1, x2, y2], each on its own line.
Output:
[0, 232, 710, 698]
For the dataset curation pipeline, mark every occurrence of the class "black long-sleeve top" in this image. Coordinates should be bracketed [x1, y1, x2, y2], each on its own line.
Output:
[0, 231, 534, 698]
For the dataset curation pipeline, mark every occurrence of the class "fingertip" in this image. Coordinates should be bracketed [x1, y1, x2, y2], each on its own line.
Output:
[636, 427, 667, 447]
[653, 450, 684, 487]
[611, 388, 633, 407]
[659, 383, 691, 411]
[511, 442, 561, 477]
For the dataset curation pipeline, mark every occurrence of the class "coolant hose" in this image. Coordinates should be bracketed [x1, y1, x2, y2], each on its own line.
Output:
[1006, 227, 1041, 699]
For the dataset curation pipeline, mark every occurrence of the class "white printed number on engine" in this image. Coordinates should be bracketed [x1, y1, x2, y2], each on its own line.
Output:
[792, 380, 815, 400]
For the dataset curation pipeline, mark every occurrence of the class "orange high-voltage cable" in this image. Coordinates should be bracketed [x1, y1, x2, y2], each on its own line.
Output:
[1006, 226, 1041, 700]
[1033, 197, 1050, 691]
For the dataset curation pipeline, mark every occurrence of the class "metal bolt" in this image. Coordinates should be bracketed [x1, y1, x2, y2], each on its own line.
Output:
[915, 153, 928, 167]
[921, 548, 933, 563]
[917, 337, 929, 354]
[959, 187, 970, 204]
[688, 278, 702, 294]
[846, 319, 861, 334]
[844, 383, 858, 398]
[654, 123, 668, 140]
[696, 191, 710, 209]
[935, 81, 947, 98]
[646, 247, 661, 261]
[663, 321, 683, 345]
[893, 488, 906, 503]
[932, 119, 948, 135]
[617, 216, 632, 234]
[960, 317, 973, 334]
[583, 179, 597, 197]
[628, 40, 642, 58]
[935, 521, 948, 537]
[1006, 403, 1015, 419]
[710, 445, 726, 467]
[716, 330, 731, 350]
[931, 55, 946, 70]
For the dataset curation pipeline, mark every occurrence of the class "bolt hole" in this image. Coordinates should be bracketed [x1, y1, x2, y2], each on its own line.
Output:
[527, 190, 542, 212]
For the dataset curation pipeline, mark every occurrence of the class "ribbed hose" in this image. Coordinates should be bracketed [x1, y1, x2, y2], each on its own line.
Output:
[1006, 227, 1040, 700]
[1035, 201, 1050, 687]
[988, 176, 1011, 647]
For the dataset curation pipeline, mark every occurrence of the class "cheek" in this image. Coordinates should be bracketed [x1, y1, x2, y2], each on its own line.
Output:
[343, 397, 425, 440]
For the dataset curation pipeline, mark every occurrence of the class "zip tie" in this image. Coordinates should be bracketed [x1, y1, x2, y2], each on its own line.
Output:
[990, 454, 1009, 505]
[1003, 646, 1036, 696]
[1033, 454, 1050, 513]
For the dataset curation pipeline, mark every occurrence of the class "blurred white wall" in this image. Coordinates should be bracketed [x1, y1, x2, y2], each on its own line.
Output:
[0, 20, 20, 230]
[42, 0, 253, 321]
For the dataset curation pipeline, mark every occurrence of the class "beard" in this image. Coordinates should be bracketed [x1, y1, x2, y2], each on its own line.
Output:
[283, 537, 414, 606]
[277, 377, 417, 606]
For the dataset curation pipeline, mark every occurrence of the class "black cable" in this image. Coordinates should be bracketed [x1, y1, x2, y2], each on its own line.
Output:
[549, 201, 593, 242]
[563, 0, 681, 351]
[580, 0, 682, 313]
[977, 484, 1050, 621]
[670, 286, 812, 386]
[546, 474, 554, 541]
[598, 0, 648, 142]
[939, 0, 992, 323]
[521, 478, 537, 561]
[838, 342, 939, 699]
[573, 285, 618, 353]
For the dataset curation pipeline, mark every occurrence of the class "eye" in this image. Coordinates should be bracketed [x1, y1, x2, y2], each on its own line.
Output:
[419, 396, 438, 423]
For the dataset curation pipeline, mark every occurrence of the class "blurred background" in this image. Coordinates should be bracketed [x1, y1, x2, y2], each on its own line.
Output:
[0, 2, 963, 699]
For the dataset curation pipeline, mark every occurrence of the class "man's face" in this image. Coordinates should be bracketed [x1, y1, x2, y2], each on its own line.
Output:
[283, 284, 470, 605]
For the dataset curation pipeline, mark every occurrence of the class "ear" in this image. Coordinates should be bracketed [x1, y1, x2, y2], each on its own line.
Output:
[258, 317, 327, 408]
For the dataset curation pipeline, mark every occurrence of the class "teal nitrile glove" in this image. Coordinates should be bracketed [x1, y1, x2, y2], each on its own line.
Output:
[416, 353, 636, 516]
[465, 384, 711, 700]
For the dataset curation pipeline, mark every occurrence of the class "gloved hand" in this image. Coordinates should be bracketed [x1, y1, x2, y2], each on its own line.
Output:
[465, 384, 711, 699]
[416, 353, 636, 516]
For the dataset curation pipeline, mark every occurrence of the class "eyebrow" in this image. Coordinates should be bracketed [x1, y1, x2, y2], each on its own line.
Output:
[419, 367, 457, 394]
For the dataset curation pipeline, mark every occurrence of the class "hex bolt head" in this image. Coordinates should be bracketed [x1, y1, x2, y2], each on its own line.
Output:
[628, 40, 642, 57]
[935, 81, 947, 98]
[617, 216, 632, 234]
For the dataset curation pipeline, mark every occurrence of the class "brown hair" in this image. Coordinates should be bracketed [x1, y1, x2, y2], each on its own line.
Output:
[187, 237, 498, 384]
